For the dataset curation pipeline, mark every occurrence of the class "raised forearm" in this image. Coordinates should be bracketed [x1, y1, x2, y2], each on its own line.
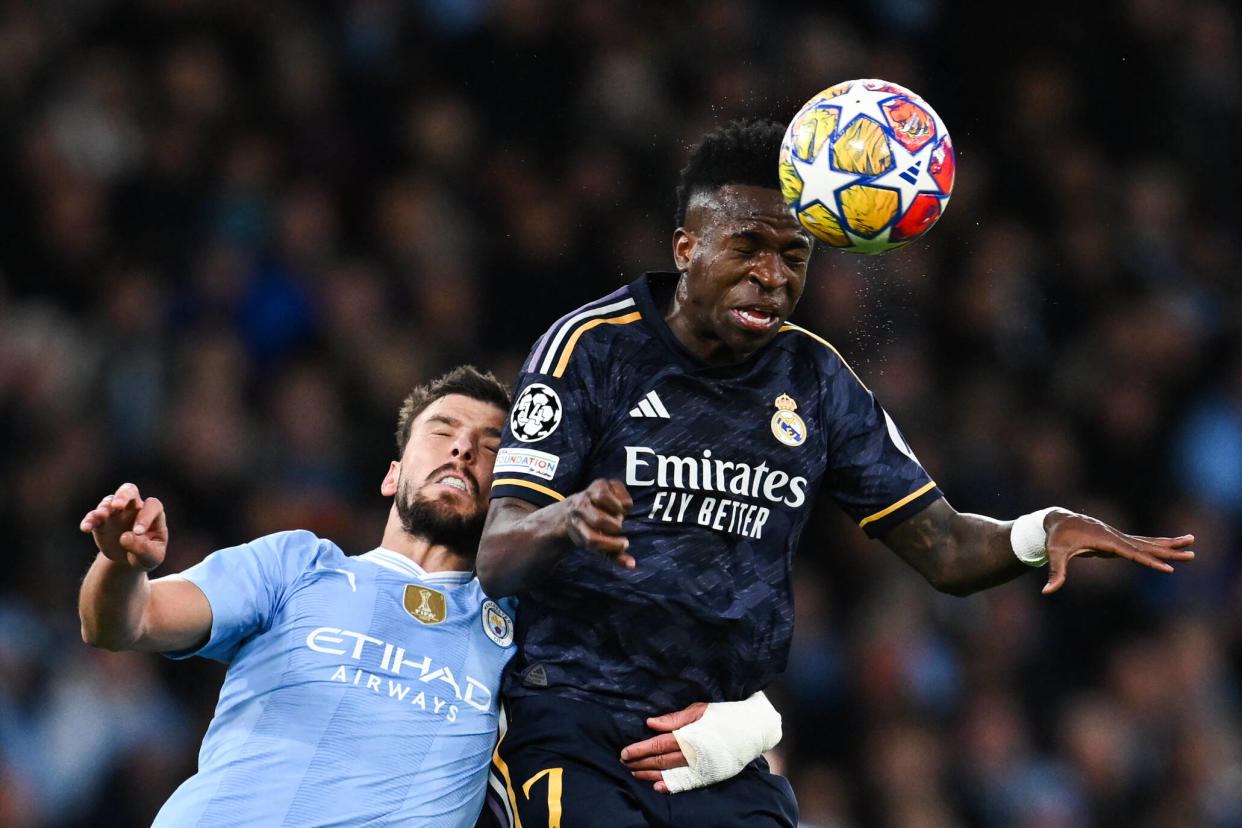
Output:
[476, 497, 576, 597]
[478, 482, 635, 596]
[881, 499, 1029, 596]
[78, 484, 210, 651]
[80, 553, 152, 650]
[884, 500, 1195, 596]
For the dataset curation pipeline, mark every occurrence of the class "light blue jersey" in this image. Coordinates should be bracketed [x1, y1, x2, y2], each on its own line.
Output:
[153, 530, 516, 828]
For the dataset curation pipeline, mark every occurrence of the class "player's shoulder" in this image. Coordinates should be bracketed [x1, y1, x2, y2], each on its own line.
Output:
[772, 322, 869, 387]
[247, 529, 347, 569]
[772, 321, 846, 360]
[521, 282, 648, 378]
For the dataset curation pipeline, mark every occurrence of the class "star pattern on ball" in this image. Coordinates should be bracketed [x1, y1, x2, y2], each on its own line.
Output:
[789, 140, 863, 213]
[781, 79, 954, 253]
[820, 81, 905, 135]
[867, 136, 945, 217]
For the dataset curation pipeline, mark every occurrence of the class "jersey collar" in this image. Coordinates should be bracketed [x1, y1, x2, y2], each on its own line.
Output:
[630, 271, 781, 377]
[358, 547, 474, 585]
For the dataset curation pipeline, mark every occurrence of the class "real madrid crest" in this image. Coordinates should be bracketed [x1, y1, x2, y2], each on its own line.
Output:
[403, 585, 447, 624]
[771, 393, 807, 447]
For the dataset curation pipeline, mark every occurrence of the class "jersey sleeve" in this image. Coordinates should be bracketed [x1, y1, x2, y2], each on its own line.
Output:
[489, 332, 608, 508]
[820, 359, 942, 537]
[163, 529, 326, 664]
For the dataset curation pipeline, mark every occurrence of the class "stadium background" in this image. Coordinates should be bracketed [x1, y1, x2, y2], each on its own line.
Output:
[1, 0, 1240, 825]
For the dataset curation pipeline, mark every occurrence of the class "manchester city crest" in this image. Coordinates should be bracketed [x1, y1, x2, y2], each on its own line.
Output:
[771, 393, 807, 447]
[481, 600, 514, 647]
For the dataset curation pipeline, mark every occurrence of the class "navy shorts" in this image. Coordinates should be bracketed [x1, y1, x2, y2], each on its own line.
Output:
[486, 694, 798, 828]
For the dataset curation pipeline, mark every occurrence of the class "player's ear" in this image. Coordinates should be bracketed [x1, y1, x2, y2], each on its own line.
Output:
[672, 227, 696, 271]
[381, 461, 400, 496]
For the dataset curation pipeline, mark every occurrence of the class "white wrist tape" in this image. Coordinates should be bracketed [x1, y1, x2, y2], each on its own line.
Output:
[1011, 507, 1064, 567]
[662, 690, 782, 794]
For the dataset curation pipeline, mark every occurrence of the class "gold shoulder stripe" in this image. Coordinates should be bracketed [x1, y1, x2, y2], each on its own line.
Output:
[858, 481, 938, 528]
[552, 311, 642, 378]
[537, 296, 638, 375]
[779, 323, 868, 390]
[491, 478, 567, 501]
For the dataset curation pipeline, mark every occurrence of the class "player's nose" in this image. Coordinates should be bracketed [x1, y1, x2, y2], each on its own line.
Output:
[450, 435, 477, 463]
[749, 252, 787, 289]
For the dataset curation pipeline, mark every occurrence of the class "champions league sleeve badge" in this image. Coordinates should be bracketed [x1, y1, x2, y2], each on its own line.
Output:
[511, 383, 562, 442]
[482, 600, 514, 647]
[771, 393, 807, 447]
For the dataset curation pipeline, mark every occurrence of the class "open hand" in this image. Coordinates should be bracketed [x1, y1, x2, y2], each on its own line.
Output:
[79, 482, 169, 572]
[1043, 511, 1194, 595]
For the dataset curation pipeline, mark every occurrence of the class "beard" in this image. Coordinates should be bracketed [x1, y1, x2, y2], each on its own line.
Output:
[395, 479, 486, 558]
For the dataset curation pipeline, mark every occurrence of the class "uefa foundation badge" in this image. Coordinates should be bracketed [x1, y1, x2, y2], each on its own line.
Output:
[771, 393, 807, 447]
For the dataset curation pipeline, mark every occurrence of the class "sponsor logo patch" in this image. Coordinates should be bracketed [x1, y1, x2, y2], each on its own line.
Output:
[511, 383, 562, 442]
[482, 600, 514, 647]
[495, 447, 560, 480]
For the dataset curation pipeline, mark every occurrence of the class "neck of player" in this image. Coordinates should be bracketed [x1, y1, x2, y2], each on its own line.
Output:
[381, 511, 473, 573]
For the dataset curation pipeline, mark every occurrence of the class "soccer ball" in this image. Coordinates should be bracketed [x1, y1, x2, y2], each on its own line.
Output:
[779, 79, 955, 254]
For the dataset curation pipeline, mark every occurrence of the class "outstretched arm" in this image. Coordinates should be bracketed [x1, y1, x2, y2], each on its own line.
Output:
[882, 498, 1195, 596]
[79, 482, 212, 652]
[476, 479, 635, 597]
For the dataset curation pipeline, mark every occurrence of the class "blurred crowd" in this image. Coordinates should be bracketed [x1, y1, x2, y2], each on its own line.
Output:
[0, 0, 1239, 825]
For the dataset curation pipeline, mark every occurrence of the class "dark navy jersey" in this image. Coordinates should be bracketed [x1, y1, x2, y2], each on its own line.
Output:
[491, 272, 942, 720]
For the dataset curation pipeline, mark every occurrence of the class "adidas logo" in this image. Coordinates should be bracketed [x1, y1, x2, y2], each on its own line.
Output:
[522, 664, 548, 687]
[629, 390, 670, 419]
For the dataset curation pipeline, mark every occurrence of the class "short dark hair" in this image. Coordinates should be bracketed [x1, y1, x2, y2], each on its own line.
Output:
[674, 118, 787, 226]
[395, 365, 511, 454]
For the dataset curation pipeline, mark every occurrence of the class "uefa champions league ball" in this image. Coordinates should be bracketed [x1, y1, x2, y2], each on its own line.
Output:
[779, 79, 955, 254]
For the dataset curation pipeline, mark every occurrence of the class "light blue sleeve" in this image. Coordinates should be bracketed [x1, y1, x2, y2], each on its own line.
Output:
[165, 529, 326, 664]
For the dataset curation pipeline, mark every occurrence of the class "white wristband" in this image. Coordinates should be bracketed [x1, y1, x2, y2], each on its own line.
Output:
[1010, 507, 1064, 567]
[661, 690, 782, 794]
